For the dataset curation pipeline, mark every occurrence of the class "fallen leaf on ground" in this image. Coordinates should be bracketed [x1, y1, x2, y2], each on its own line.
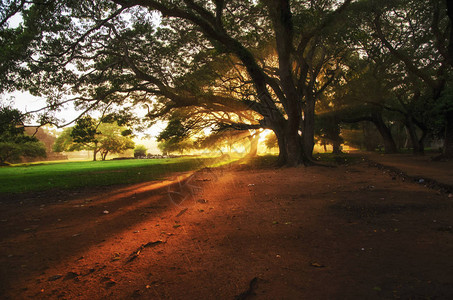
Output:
[48, 274, 63, 281]
[105, 279, 116, 288]
[176, 208, 188, 217]
[64, 272, 79, 280]
[310, 262, 326, 268]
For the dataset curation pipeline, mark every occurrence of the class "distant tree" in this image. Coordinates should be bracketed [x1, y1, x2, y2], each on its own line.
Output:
[158, 138, 193, 155]
[0, 105, 46, 164]
[264, 131, 278, 151]
[53, 118, 134, 160]
[96, 122, 135, 160]
[53, 128, 83, 152]
[134, 145, 147, 158]
[315, 115, 344, 154]
[52, 116, 100, 160]
[157, 119, 194, 155]
[71, 116, 98, 144]
[197, 128, 241, 154]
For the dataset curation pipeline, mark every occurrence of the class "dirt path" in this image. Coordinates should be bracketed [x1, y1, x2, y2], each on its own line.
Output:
[359, 151, 453, 188]
[1, 160, 453, 299]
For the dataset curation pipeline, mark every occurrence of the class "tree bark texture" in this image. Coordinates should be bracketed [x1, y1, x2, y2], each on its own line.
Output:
[302, 97, 315, 159]
[371, 112, 398, 153]
[404, 116, 425, 155]
[443, 110, 453, 158]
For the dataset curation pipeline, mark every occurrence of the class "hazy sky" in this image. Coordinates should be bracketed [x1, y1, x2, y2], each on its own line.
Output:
[4, 91, 78, 124]
[2, 91, 165, 153]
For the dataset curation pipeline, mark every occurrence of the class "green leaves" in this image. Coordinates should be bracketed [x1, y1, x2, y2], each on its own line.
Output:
[53, 117, 135, 160]
[71, 116, 98, 144]
[0, 106, 46, 164]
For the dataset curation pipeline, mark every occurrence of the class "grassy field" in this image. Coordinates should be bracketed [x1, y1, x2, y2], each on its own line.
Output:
[0, 157, 222, 194]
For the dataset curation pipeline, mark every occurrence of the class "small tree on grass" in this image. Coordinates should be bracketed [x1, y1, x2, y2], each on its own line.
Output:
[97, 122, 135, 160]
[156, 119, 194, 155]
[0, 106, 46, 165]
[134, 145, 147, 158]
[53, 118, 135, 161]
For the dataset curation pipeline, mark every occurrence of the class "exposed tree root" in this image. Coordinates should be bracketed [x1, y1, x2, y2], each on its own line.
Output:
[365, 158, 453, 194]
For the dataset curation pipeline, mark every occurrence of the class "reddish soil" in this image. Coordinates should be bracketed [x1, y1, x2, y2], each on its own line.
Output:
[1, 157, 453, 299]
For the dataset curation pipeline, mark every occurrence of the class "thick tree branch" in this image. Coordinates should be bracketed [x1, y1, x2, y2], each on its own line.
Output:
[446, 0, 453, 66]
[46, 6, 129, 62]
[373, 14, 439, 90]
[296, 0, 352, 55]
[265, 0, 299, 115]
[115, 0, 283, 124]
[431, 0, 449, 63]
[183, 0, 217, 27]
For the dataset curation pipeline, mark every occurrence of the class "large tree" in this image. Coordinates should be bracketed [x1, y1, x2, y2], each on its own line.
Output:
[368, 0, 453, 156]
[316, 0, 452, 156]
[1, 0, 354, 166]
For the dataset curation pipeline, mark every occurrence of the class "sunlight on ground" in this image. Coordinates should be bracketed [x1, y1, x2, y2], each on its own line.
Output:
[30, 166, 236, 298]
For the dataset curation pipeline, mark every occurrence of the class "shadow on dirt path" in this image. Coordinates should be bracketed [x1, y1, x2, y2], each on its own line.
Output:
[1, 159, 453, 299]
[0, 168, 219, 298]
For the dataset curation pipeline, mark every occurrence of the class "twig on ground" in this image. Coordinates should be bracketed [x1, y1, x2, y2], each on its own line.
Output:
[126, 241, 164, 263]
[176, 208, 188, 217]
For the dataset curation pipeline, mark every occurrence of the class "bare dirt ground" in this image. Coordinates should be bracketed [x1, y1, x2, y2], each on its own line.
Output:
[1, 155, 453, 299]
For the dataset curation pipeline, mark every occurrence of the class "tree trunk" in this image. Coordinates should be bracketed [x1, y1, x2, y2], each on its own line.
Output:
[404, 116, 424, 155]
[275, 128, 288, 166]
[285, 130, 302, 167]
[102, 151, 109, 161]
[363, 122, 378, 151]
[371, 112, 398, 153]
[93, 142, 99, 161]
[442, 110, 453, 158]
[247, 134, 259, 157]
[302, 97, 315, 159]
[274, 122, 307, 167]
[332, 139, 342, 154]
[270, 106, 315, 167]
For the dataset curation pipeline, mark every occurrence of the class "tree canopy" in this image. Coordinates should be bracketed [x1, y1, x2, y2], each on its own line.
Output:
[1, 0, 453, 163]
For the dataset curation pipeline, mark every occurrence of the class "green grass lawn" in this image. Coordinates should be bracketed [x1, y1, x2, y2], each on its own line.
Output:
[0, 157, 221, 194]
